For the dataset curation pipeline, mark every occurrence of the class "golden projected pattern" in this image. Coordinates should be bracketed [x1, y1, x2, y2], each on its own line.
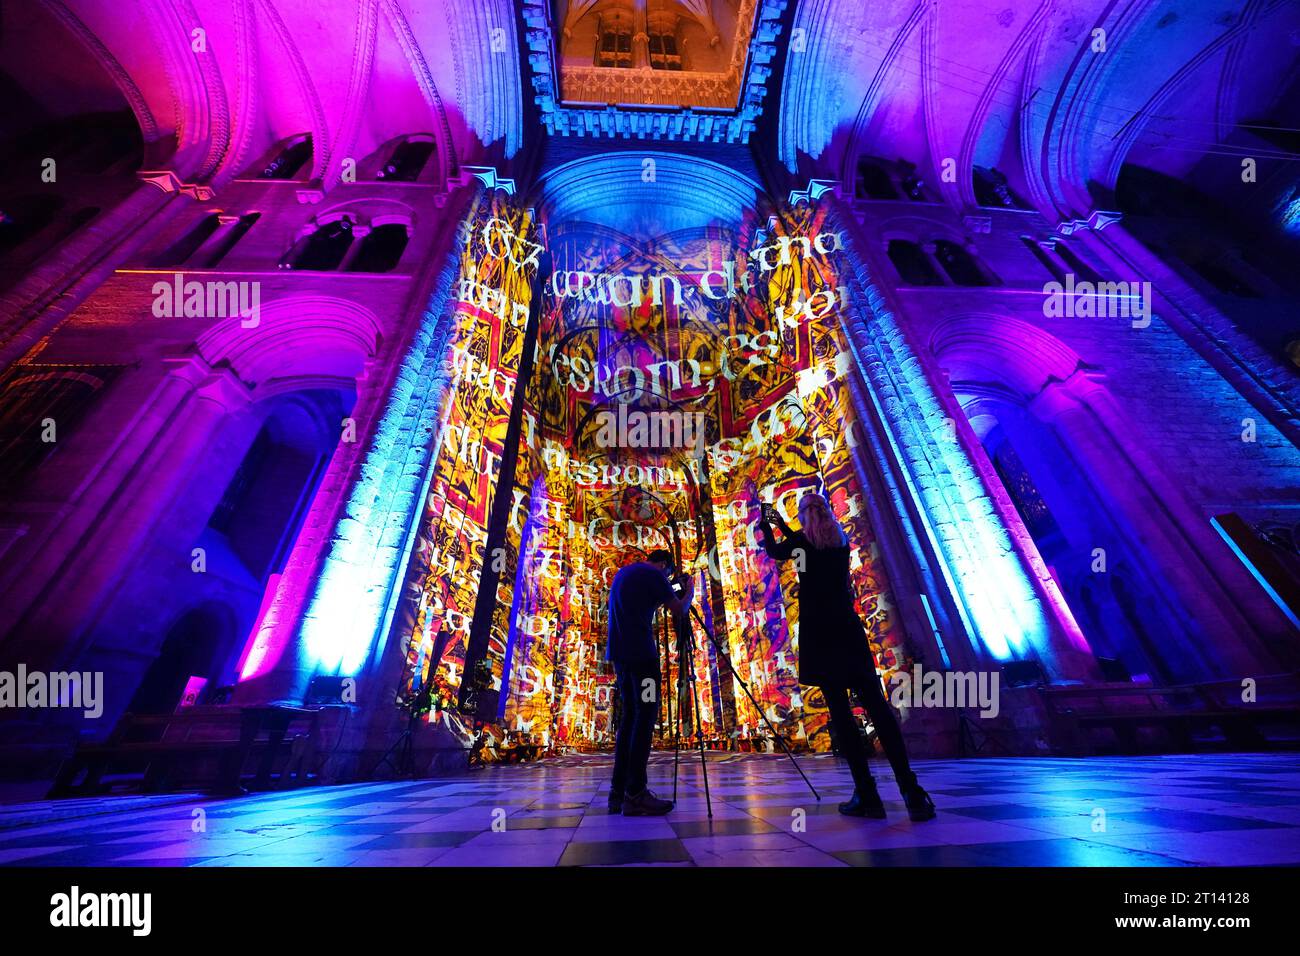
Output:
[399, 196, 908, 757]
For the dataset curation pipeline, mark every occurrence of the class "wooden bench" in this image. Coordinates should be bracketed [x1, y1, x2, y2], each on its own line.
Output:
[48, 704, 325, 798]
[1042, 678, 1300, 755]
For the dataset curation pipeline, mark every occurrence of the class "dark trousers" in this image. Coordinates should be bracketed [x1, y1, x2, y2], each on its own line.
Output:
[610, 661, 660, 797]
[822, 678, 918, 795]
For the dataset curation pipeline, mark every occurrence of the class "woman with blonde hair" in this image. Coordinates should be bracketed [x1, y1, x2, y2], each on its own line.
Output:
[759, 491, 935, 820]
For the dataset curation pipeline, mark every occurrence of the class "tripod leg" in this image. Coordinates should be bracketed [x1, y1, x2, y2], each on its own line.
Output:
[688, 653, 713, 818]
[691, 608, 820, 801]
[672, 689, 681, 802]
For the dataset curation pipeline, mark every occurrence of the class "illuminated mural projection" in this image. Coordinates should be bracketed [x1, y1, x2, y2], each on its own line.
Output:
[393, 190, 910, 758]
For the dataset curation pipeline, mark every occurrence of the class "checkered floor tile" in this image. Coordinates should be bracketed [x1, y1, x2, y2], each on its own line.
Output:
[2, 752, 1298, 867]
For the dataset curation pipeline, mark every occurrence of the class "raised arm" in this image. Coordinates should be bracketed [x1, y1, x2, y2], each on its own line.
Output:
[758, 504, 798, 562]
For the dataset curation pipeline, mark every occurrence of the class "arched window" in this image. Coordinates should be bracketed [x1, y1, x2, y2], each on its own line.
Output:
[282, 218, 355, 271]
[347, 223, 410, 273]
[260, 136, 311, 180]
[376, 140, 435, 182]
[596, 16, 633, 68]
[856, 158, 898, 200]
[887, 239, 943, 286]
[648, 22, 682, 70]
[933, 239, 994, 286]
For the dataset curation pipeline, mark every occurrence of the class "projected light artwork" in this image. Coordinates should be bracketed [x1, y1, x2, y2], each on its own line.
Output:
[390, 188, 908, 757]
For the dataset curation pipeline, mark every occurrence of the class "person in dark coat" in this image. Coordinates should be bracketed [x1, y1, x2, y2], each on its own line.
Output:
[759, 493, 935, 821]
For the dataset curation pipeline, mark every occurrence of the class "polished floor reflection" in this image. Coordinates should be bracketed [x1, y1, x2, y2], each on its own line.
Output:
[2, 752, 1298, 867]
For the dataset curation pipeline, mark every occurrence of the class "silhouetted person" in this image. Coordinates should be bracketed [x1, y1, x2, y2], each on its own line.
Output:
[759, 494, 935, 821]
[605, 548, 694, 815]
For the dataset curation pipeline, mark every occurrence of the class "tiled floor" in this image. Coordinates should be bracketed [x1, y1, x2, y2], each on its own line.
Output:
[2, 751, 1298, 867]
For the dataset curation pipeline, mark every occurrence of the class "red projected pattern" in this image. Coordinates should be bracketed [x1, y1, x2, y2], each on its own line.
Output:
[399, 198, 909, 756]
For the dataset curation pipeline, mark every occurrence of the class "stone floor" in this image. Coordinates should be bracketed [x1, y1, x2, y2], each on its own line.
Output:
[1, 751, 1298, 866]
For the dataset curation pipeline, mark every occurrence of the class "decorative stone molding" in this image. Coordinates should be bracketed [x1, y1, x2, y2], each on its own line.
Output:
[1053, 209, 1123, 239]
[521, 0, 788, 143]
[138, 170, 216, 201]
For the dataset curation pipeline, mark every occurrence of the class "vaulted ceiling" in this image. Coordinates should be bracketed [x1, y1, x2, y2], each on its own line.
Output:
[2, 0, 1298, 219]
[2, 0, 524, 188]
[780, 0, 1300, 219]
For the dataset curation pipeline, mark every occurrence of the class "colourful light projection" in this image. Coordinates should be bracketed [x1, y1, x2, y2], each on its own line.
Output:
[394, 194, 911, 756]
[394, 191, 542, 745]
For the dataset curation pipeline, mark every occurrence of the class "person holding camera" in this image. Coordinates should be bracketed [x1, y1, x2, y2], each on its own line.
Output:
[605, 548, 695, 815]
[759, 494, 935, 821]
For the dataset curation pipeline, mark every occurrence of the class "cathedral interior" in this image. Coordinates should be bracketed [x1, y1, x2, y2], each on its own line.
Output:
[1, 0, 1299, 827]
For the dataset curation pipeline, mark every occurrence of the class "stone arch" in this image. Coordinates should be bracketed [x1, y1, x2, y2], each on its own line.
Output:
[195, 295, 383, 390]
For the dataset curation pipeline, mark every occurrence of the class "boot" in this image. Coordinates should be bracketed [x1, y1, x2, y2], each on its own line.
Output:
[838, 781, 887, 818]
[622, 787, 674, 816]
[902, 784, 936, 822]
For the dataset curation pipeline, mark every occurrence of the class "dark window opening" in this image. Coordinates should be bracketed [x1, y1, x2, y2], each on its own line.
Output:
[260, 138, 311, 180]
[597, 26, 633, 67]
[648, 31, 682, 70]
[901, 173, 928, 202]
[934, 239, 993, 286]
[855, 159, 898, 200]
[887, 239, 943, 286]
[347, 223, 410, 273]
[0, 195, 64, 251]
[377, 140, 435, 182]
[285, 218, 354, 271]
[973, 165, 1032, 210]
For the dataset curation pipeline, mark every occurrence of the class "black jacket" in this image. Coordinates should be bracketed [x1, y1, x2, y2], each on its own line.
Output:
[758, 515, 877, 688]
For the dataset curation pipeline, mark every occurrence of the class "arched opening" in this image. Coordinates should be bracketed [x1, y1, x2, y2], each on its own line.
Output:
[933, 239, 995, 286]
[376, 139, 435, 182]
[887, 238, 942, 285]
[283, 218, 354, 271]
[347, 222, 410, 273]
[200, 391, 348, 586]
[935, 317, 1185, 683]
[257, 135, 312, 180]
[855, 157, 898, 200]
[126, 604, 237, 714]
[966, 399, 1170, 683]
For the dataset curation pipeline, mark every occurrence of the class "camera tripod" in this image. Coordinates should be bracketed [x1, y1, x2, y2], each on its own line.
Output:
[668, 605, 714, 816]
[668, 603, 820, 817]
